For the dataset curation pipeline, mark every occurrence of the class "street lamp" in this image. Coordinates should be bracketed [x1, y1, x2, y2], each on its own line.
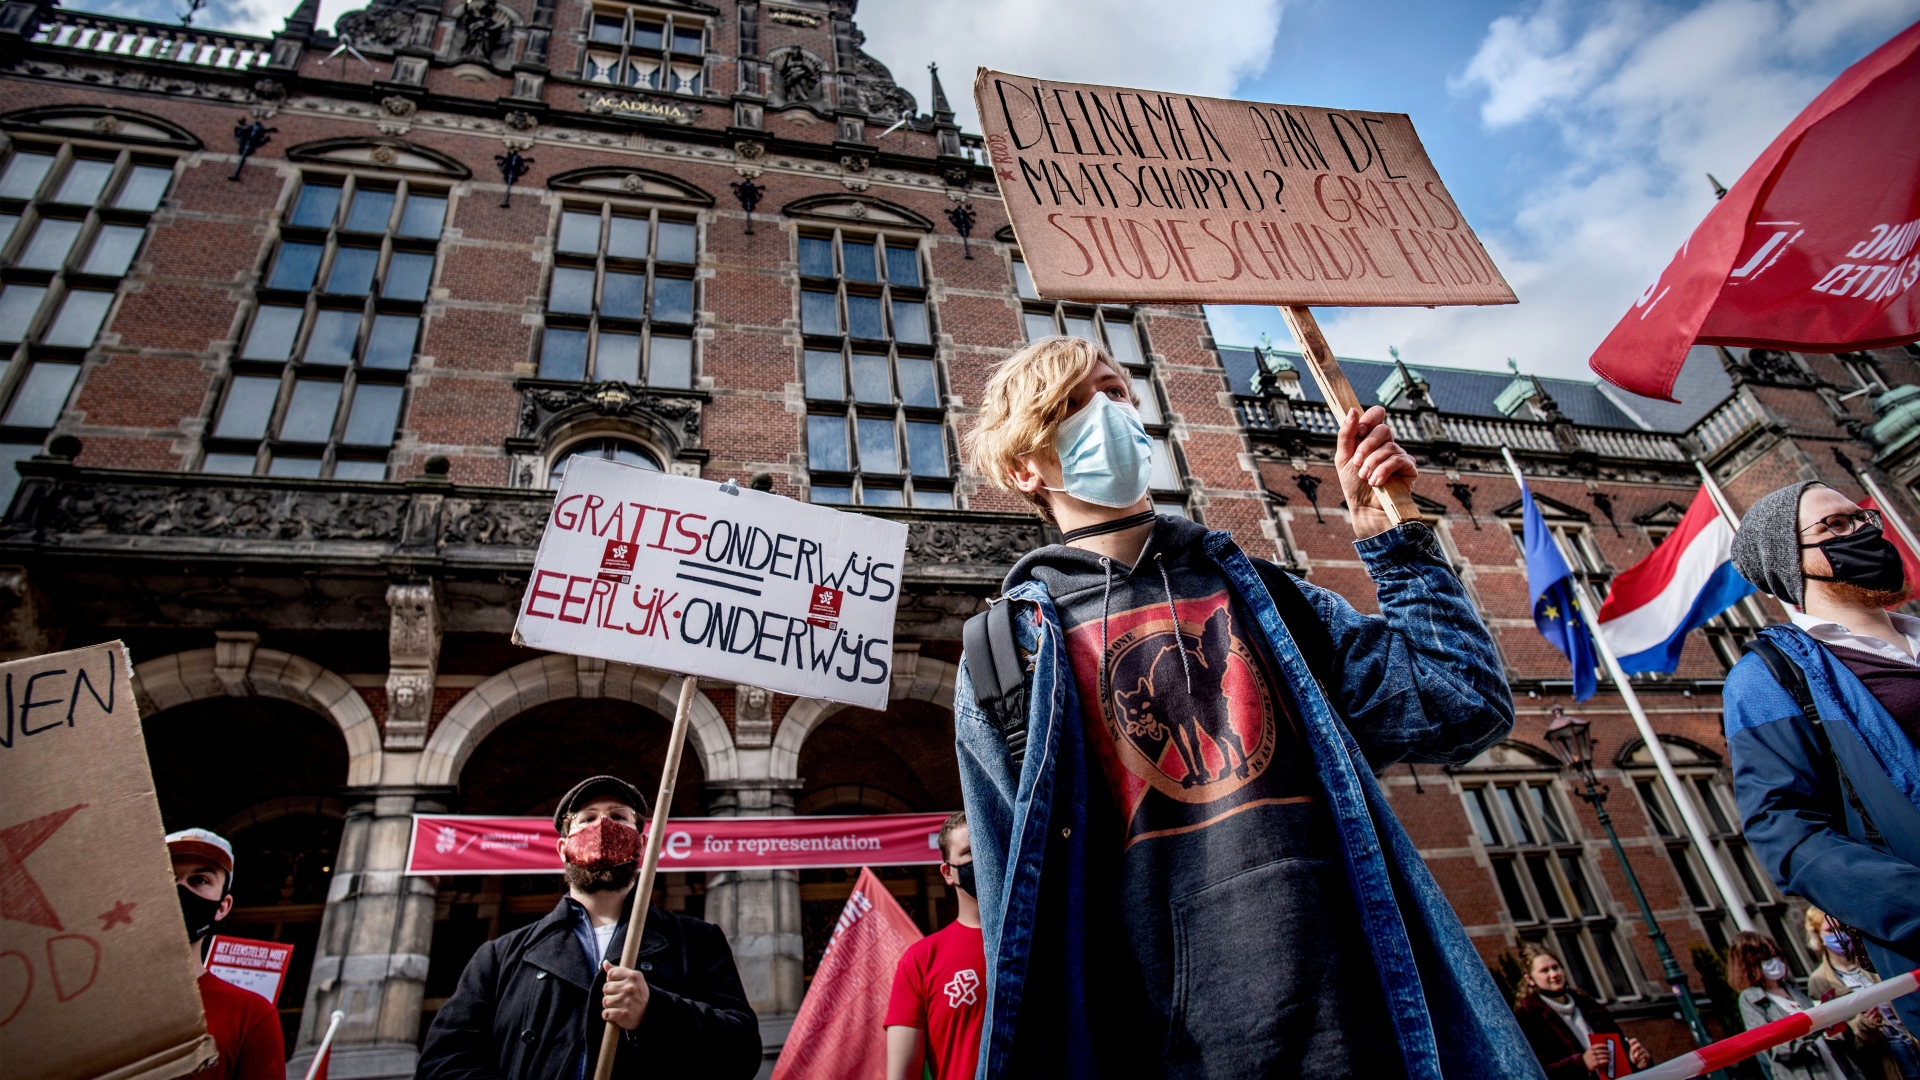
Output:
[1545, 707, 1721, 1056]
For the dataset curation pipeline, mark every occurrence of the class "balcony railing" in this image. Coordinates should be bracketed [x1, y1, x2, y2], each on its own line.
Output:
[31, 13, 272, 70]
[1691, 393, 1764, 458]
[0, 463, 1043, 586]
[1236, 396, 1689, 462]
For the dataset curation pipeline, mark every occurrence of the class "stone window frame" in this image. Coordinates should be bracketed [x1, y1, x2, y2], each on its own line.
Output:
[798, 226, 950, 509]
[1458, 772, 1647, 1002]
[1623, 742, 1806, 970]
[546, 432, 664, 488]
[1008, 251, 1188, 518]
[537, 199, 701, 389]
[580, 3, 708, 94]
[203, 170, 449, 481]
[0, 137, 179, 499]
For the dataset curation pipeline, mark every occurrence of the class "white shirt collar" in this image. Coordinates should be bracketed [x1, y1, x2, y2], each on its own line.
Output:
[1788, 609, 1920, 666]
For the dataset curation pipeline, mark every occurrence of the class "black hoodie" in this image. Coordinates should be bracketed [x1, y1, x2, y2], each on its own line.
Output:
[1005, 514, 1400, 1079]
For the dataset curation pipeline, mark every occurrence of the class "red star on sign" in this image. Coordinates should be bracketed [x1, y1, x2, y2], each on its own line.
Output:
[0, 803, 87, 931]
[98, 900, 136, 930]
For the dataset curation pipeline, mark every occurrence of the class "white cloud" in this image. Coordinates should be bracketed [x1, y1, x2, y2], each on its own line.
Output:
[1292, 0, 1920, 389]
[853, 0, 1286, 137]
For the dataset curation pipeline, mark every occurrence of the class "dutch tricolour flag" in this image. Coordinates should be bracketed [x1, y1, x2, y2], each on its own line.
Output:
[1596, 486, 1756, 674]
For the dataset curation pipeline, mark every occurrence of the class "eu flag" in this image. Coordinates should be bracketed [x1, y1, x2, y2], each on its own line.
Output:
[1521, 483, 1598, 701]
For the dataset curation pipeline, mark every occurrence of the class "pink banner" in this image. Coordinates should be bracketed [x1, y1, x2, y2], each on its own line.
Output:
[404, 813, 952, 876]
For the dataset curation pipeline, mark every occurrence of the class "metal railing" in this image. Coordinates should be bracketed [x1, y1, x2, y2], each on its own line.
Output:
[1690, 393, 1763, 458]
[31, 13, 272, 70]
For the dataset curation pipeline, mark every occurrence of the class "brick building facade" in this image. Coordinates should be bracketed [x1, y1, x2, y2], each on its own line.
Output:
[0, 0, 1916, 1074]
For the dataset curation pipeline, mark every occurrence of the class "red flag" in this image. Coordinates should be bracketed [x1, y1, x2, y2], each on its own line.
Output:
[770, 867, 924, 1080]
[1589, 20, 1920, 401]
[1859, 496, 1920, 608]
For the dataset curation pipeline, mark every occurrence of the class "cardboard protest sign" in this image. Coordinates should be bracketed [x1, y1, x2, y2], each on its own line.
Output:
[0, 642, 217, 1080]
[405, 812, 951, 875]
[204, 935, 294, 1006]
[975, 68, 1515, 308]
[514, 460, 909, 710]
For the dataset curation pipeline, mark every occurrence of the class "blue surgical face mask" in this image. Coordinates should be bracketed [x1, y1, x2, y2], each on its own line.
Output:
[1044, 392, 1153, 509]
[1822, 931, 1852, 956]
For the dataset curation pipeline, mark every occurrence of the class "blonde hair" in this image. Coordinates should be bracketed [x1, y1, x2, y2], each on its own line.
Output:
[963, 336, 1131, 522]
[1514, 941, 1564, 1003]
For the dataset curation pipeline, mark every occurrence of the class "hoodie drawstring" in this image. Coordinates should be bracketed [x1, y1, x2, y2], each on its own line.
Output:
[1157, 554, 1193, 695]
[1098, 557, 1113, 709]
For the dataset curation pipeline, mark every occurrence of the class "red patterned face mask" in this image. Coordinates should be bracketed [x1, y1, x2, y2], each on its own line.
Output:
[563, 818, 641, 869]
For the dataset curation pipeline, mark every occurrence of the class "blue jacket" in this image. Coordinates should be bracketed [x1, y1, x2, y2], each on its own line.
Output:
[1725, 624, 1920, 1030]
[954, 522, 1544, 1080]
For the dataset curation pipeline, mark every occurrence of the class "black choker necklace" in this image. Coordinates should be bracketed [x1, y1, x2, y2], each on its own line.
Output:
[1061, 509, 1156, 544]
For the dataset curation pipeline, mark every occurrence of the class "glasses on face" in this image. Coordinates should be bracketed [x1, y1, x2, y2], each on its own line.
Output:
[1799, 508, 1881, 539]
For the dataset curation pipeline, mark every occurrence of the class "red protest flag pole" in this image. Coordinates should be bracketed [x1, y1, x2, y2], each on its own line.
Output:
[770, 867, 924, 1080]
[1588, 19, 1920, 402]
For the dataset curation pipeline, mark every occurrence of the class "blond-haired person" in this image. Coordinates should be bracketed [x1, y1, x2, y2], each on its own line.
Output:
[1805, 907, 1920, 1080]
[952, 337, 1533, 1080]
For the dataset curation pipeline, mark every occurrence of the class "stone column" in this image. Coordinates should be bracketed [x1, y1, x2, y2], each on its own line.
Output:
[289, 786, 442, 1079]
[704, 685, 806, 1057]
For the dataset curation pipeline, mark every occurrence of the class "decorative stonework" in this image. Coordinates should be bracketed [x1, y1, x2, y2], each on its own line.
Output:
[336, 0, 417, 51]
[40, 482, 409, 542]
[517, 382, 703, 450]
[385, 582, 440, 750]
[735, 684, 774, 748]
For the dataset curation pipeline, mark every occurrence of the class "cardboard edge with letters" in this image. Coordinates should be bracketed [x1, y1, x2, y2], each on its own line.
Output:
[0, 641, 218, 1080]
[974, 67, 1519, 527]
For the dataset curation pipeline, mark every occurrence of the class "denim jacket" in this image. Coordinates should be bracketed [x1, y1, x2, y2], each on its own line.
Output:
[954, 522, 1542, 1080]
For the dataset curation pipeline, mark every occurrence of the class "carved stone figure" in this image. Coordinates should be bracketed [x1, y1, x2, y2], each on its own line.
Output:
[775, 50, 823, 106]
[458, 0, 512, 63]
[334, 0, 415, 50]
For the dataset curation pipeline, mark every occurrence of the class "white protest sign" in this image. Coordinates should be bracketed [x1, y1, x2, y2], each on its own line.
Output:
[514, 459, 909, 710]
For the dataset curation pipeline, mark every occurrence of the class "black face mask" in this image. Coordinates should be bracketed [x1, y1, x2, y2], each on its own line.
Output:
[178, 885, 224, 942]
[1804, 524, 1906, 593]
[950, 861, 976, 898]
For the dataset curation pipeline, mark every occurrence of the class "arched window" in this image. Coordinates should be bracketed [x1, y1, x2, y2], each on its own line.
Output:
[547, 437, 661, 487]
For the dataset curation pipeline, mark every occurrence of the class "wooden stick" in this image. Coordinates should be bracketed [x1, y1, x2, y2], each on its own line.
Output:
[1278, 305, 1420, 526]
[591, 672, 700, 1080]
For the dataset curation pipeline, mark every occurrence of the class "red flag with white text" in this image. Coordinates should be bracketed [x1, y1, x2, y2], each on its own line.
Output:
[769, 867, 923, 1080]
[1589, 20, 1920, 401]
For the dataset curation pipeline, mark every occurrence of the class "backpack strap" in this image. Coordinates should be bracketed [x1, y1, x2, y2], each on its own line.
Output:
[964, 599, 1031, 768]
[1745, 638, 1886, 850]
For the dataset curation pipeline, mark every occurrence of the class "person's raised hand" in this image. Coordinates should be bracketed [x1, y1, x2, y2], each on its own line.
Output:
[601, 960, 650, 1031]
[1334, 405, 1417, 540]
[1628, 1037, 1652, 1069]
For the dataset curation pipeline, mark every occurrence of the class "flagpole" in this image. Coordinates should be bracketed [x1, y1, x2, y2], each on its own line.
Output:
[1503, 448, 1757, 933]
[1853, 469, 1920, 561]
[304, 1010, 345, 1080]
[1692, 460, 1741, 528]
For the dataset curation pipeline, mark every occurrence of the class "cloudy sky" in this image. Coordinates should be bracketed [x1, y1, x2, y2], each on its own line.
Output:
[71, 0, 1920, 380]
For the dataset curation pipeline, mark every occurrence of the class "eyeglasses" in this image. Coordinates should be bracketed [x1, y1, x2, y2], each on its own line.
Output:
[1798, 508, 1880, 539]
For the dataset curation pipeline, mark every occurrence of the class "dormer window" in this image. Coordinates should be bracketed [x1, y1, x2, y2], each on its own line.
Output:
[583, 7, 705, 93]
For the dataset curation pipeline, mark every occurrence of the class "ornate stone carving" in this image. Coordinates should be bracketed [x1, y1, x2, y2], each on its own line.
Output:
[735, 684, 773, 748]
[734, 138, 765, 161]
[456, 0, 513, 63]
[335, 0, 416, 50]
[381, 94, 417, 118]
[252, 78, 288, 103]
[440, 497, 551, 548]
[772, 49, 823, 107]
[504, 109, 538, 131]
[839, 153, 869, 174]
[44, 483, 408, 542]
[905, 519, 1042, 568]
[385, 582, 440, 750]
[517, 382, 702, 444]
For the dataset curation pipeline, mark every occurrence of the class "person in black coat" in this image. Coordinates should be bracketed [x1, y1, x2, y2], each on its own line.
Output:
[1510, 943, 1652, 1079]
[417, 775, 761, 1080]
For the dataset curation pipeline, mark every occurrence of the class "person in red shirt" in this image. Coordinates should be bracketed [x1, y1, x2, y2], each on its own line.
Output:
[168, 828, 287, 1080]
[886, 811, 986, 1080]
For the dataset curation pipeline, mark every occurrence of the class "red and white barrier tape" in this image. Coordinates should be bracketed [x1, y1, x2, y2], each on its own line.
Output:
[1634, 968, 1919, 1080]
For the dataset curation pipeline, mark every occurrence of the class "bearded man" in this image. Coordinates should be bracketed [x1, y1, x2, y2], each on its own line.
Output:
[1727, 482, 1920, 1033]
[417, 775, 762, 1080]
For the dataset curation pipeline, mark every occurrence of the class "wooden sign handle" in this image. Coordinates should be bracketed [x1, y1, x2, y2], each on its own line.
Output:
[1277, 305, 1420, 527]
[591, 673, 700, 1080]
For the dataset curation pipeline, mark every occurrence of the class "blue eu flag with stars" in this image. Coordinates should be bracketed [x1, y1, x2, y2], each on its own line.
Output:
[1521, 483, 1598, 701]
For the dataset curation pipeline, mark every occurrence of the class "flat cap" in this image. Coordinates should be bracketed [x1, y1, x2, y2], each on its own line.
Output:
[553, 775, 649, 835]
